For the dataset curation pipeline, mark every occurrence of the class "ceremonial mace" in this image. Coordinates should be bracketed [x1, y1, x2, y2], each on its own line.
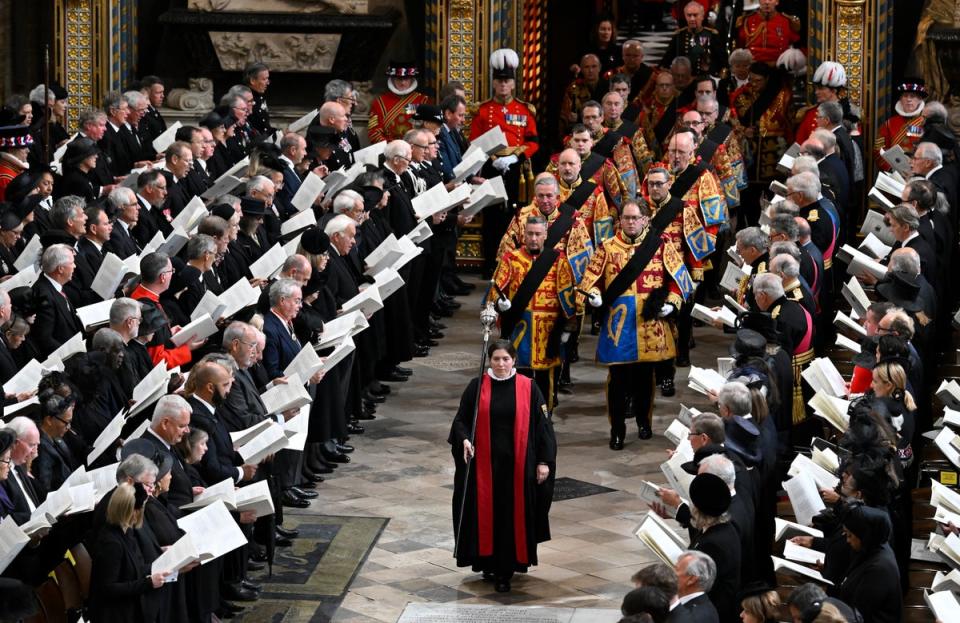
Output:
[453, 302, 499, 559]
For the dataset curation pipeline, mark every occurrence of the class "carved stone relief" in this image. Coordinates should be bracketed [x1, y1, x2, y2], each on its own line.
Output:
[167, 78, 215, 111]
[188, 0, 368, 13]
[208, 32, 342, 72]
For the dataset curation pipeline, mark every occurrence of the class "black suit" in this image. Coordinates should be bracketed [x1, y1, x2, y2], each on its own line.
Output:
[187, 396, 241, 486]
[832, 125, 857, 186]
[88, 524, 156, 622]
[31, 275, 84, 359]
[692, 522, 741, 623]
[108, 220, 142, 258]
[55, 168, 99, 201]
[132, 197, 172, 247]
[929, 164, 960, 212]
[819, 153, 850, 214]
[897, 233, 937, 282]
[0, 338, 17, 387]
[2, 465, 41, 524]
[99, 123, 135, 176]
[33, 431, 77, 498]
[678, 594, 719, 623]
[220, 366, 269, 433]
[162, 176, 193, 218]
[138, 106, 166, 159]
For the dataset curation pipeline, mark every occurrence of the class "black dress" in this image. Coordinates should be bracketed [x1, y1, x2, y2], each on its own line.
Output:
[89, 525, 157, 622]
[448, 372, 556, 577]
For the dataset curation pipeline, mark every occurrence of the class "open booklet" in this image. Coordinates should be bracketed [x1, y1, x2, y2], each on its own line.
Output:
[687, 366, 727, 396]
[771, 556, 833, 585]
[691, 304, 736, 329]
[774, 517, 823, 542]
[174, 500, 248, 566]
[841, 276, 870, 319]
[782, 471, 826, 527]
[634, 511, 687, 566]
[0, 516, 31, 574]
[801, 358, 847, 398]
[925, 590, 960, 623]
[259, 374, 312, 415]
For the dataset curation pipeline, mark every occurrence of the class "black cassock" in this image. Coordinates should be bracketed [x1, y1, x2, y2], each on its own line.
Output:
[448, 372, 557, 575]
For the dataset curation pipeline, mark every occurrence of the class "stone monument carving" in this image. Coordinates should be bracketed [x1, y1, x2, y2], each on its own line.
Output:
[187, 0, 368, 13]
[209, 33, 342, 72]
[166, 78, 216, 111]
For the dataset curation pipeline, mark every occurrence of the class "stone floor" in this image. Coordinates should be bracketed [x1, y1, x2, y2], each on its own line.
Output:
[289, 278, 730, 623]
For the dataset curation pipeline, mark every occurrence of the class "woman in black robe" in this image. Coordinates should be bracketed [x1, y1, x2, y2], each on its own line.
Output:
[449, 339, 556, 593]
[835, 503, 902, 623]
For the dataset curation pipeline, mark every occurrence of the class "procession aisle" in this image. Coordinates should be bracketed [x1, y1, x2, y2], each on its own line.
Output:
[306, 278, 730, 623]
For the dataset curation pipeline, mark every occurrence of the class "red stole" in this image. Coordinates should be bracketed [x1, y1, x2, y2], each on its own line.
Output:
[474, 373, 533, 563]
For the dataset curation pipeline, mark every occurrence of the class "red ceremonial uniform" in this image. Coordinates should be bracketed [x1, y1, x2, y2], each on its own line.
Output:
[794, 105, 819, 145]
[736, 11, 800, 64]
[875, 113, 926, 171]
[469, 97, 539, 159]
[367, 91, 430, 144]
[130, 284, 193, 368]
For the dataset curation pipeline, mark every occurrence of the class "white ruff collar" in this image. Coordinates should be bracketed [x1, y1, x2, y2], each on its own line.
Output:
[894, 100, 924, 118]
[389, 78, 419, 96]
[486, 368, 517, 381]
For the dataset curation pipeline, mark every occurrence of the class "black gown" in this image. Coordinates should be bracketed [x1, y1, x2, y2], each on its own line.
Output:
[448, 372, 556, 576]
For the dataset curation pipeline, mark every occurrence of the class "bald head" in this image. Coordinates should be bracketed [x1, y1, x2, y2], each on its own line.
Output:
[557, 148, 582, 185]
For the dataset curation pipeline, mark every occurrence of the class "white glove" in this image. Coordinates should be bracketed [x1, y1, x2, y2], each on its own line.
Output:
[493, 155, 519, 172]
[588, 293, 603, 308]
[496, 298, 512, 312]
[707, 10, 717, 24]
[560, 332, 571, 344]
[659, 304, 675, 318]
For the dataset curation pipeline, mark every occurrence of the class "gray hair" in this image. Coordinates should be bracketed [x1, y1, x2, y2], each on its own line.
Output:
[217, 194, 241, 209]
[115, 454, 157, 484]
[670, 56, 692, 72]
[332, 189, 362, 215]
[123, 90, 146, 108]
[5, 416, 38, 440]
[889, 247, 921, 276]
[770, 241, 801, 265]
[718, 381, 752, 417]
[109, 297, 142, 325]
[29, 85, 55, 104]
[269, 278, 300, 307]
[735, 226, 769, 253]
[769, 215, 799, 240]
[77, 108, 107, 129]
[103, 91, 124, 115]
[791, 155, 820, 176]
[92, 327, 124, 352]
[139, 251, 170, 283]
[200, 352, 238, 374]
[695, 95, 718, 114]
[787, 172, 821, 202]
[245, 175, 272, 195]
[753, 273, 785, 299]
[795, 217, 811, 239]
[690, 412, 725, 443]
[222, 321, 253, 348]
[526, 216, 547, 228]
[324, 213, 356, 237]
[915, 141, 943, 166]
[771, 199, 800, 217]
[924, 101, 949, 123]
[152, 394, 191, 426]
[698, 454, 736, 491]
[41, 244, 74, 274]
[383, 140, 411, 161]
[678, 551, 716, 592]
[227, 84, 253, 99]
[280, 132, 305, 152]
[51, 195, 85, 230]
[108, 186, 136, 212]
[186, 234, 216, 260]
[887, 204, 920, 230]
[729, 48, 753, 64]
[818, 101, 844, 125]
[811, 128, 837, 151]
[323, 79, 353, 102]
[534, 175, 560, 192]
[219, 93, 245, 110]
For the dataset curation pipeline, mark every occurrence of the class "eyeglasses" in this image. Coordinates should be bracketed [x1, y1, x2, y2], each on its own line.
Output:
[647, 180, 668, 187]
[621, 215, 644, 221]
[53, 414, 72, 428]
[0, 458, 11, 466]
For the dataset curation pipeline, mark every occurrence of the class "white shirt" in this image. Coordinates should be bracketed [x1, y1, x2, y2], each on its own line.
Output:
[9, 465, 36, 512]
[146, 427, 171, 450]
[902, 231, 919, 246]
[678, 591, 706, 606]
[44, 273, 64, 294]
[925, 165, 944, 180]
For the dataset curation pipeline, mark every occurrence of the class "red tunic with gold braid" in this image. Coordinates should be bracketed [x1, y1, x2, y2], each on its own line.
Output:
[875, 113, 926, 171]
[496, 203, 594, 276]
[731, 83, 795, 181]
[367, 91, 430, 144]
[546, 152, 628, 214]
[557, 176, 617, 246]
[736, 11, 801, 64]
[468, 97, 539, 159]
[794, 105, 820, 145]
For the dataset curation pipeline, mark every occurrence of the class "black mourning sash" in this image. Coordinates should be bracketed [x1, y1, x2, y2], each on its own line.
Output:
[499, 181, 597, 337]
[601, 163, 703, 306]
[593, 120, 640, 159]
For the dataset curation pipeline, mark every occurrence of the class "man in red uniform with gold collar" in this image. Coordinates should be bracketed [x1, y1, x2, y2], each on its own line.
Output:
[876, 79, 929, 171]
[736, 0, 800, 65]
[794, 61, 847, 146]
[470, 48, 540, 277]
[368, 61, 430, 144]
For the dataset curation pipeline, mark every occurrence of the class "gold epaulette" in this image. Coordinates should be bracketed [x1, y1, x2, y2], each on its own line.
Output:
[783, 13, 801, 31]
[516, 98, 537, 116]
[794, 104, 815, 124]
[467, 101, 483, 116]
[735, 14, 746, 28]
[808, 209, 819, 222]
[704, 26, 720, 35]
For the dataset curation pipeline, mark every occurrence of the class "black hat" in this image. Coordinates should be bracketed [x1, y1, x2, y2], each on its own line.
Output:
[0, 209, 21, 232]
[737, 581, 775, 603]
[852, 335, 880, 370]
[240, 196, 268, 217]
[689, 472, 731, 517]
[212, 106, 237, 128]
[360, 185, 384, 211]
[896, 78, 927, 98]
[749, 61, 774, 78]
[138, 303, 169, 336]
[875, 270, 922, 312]
[300, 227, 330, 255]
[121, 438, 174, 479]
[63, 137, 99, 167]
[49, 83, 68, 100]
[307, 125, 340, 149]
[724, 415, 761, 467]
[9, 287, 37, 318]
[199, 110, 227, 130]
[413, 104, 443, 124]
[681, 442, 726, 475]
[490, 48, 520, 81]
[209, 203, 235, 221]
[0, 107, 25, 128]
[386, 61, 418, 78]
[12, 194, 41, 222]
[4, 171, 42, 207]
[729, 328, 767, 358]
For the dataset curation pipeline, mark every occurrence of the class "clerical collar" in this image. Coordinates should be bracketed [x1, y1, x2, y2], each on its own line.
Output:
[486, 368, 517, 381]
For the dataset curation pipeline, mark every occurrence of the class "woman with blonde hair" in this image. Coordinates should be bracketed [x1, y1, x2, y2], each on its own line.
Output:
[738, 582, 781, 622]
[89, 482, 169, 622]
[869, 358, 916, 465]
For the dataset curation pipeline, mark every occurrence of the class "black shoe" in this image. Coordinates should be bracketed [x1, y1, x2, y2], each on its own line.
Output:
[299, 474, 321, 486]
[369, 384, 391, 396]
[249, 549, 267, 563]
[558, 381, 573, 395]
[241, 579, 262, 592]
[429, 328, 445, 339]
[274, 532, 293, 546]
[223, 601, 246, 614]
[363, 391, 386, 403]
[414, 345, 430, 357]
[431, 304, 454, 317]
[495, 580, 511, 593]
[290, 486, 318, 499]
[222, 583, 259, 602]
[348, 422, 365, 434]
[356, 410, 376, 421]
[591, 321, 601, 335]
[638, 423, 653, 440]
[675, 356, 691, 368]
[482, 571, 496, 582]
[395, 366, 412, 375]
[336, 443, 354, 453]
[309, 461, 334, 474]
[418, 338, 439, 347]
[660, 378, 676, 397]
[322, 451, 351, 464]
[276, 526, 299, 539]
[379, 372, 407, 382]
[609, 436, 624, 451]
[281, 491, 310, 508]
[246, 559, 266, 571]
[442, 299, 462, 310]
[430, 319, 447, 330]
